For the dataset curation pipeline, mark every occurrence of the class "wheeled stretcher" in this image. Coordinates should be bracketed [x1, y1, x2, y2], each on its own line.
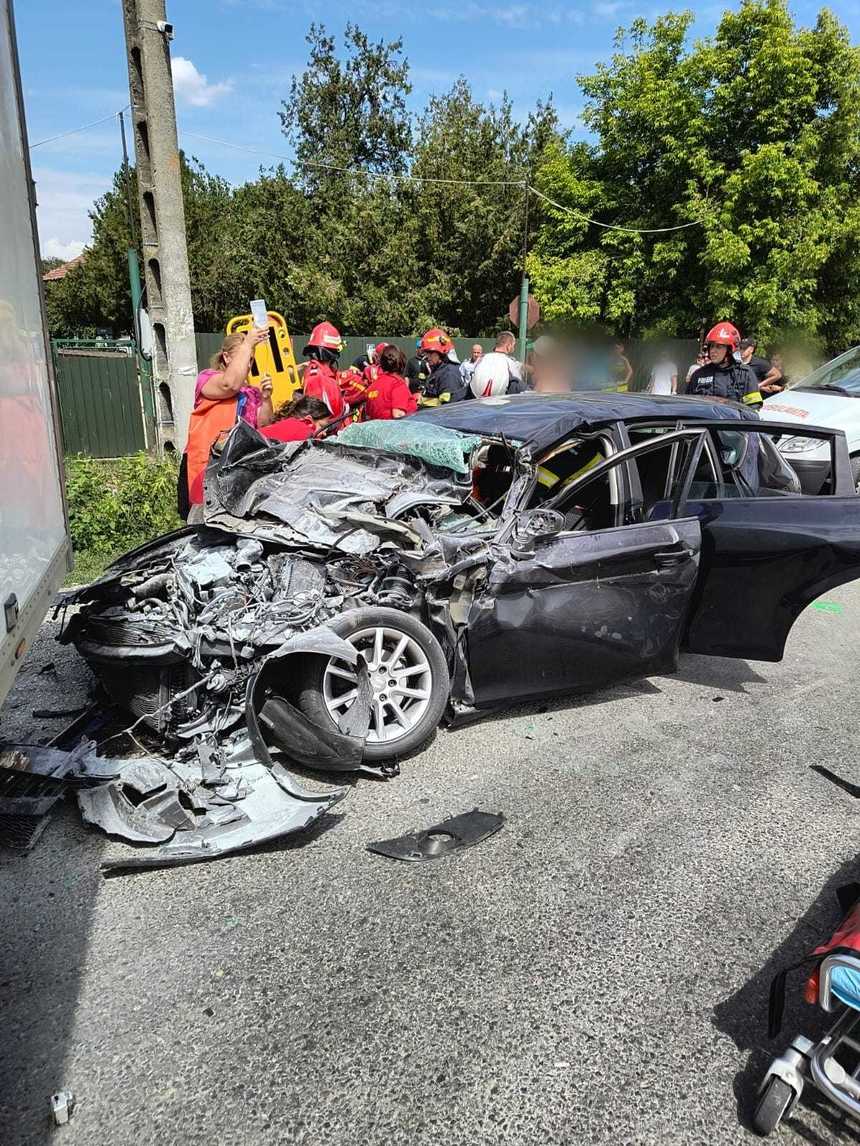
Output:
[757, 895, 860, 1135]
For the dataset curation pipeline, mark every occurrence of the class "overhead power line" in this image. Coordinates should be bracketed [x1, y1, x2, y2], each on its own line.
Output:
[28, 117, 704, 234]
[184, 130, 705, 234]
[29, 107, 130, 150]
[182, 132, 527, 187]
[528, 186, 705, 234]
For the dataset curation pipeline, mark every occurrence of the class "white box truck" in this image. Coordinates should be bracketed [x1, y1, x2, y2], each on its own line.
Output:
[0, 0, 73, 703]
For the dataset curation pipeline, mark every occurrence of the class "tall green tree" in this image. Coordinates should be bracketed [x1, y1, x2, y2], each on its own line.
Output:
[280, 23, 412, 186]
[529, 0, 860, 350]
[44, 155, 235, 338]
[409, 81, 561, 334]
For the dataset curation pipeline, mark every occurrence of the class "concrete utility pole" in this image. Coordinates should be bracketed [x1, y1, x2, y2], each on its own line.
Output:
[121, 0, 196, 451]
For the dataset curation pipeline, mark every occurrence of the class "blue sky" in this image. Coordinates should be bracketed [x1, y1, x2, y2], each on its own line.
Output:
[15, 0, 860, 259]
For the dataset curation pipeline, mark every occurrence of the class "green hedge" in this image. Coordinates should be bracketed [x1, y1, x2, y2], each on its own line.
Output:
[65, 453, 182, 580]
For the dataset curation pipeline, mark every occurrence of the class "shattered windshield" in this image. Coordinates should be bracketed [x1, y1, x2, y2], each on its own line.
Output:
[331, 419, 482, 475]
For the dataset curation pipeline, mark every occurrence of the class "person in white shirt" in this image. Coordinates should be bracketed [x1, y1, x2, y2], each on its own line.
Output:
[685, 349, 707, 386]
[470, 332, 525, 397]
[460, 343, 484, 387]
[648, 349, 678, 395]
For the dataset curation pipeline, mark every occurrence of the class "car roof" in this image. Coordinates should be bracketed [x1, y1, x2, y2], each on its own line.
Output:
[412, 391, 756, 453]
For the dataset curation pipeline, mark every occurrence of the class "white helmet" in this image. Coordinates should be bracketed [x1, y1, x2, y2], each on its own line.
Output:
[470, 351, 516, 398]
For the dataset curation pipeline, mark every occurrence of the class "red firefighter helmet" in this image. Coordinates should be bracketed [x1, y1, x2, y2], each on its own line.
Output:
[419, 328, 454, 356]
[704, 322, 741, 352]
[374, 342, 388, 362]
[303, 321, 343, 356]
[302, 362, 346, 419]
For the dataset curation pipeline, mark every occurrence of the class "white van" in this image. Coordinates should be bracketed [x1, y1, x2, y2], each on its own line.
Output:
[761, 346, 860, 493]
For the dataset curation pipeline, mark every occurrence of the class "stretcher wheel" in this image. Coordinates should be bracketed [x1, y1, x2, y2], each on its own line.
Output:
[752, 1077, 794, 1136]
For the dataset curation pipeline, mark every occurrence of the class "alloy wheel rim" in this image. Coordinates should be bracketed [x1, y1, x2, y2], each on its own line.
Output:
[322, 626, 433, 744]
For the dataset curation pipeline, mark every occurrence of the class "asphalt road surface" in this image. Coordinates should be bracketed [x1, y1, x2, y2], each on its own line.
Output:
[2, 586, 860, 1146]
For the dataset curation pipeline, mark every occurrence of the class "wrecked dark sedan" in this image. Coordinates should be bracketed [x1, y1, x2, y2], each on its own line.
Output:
[63, 392, 860, 769]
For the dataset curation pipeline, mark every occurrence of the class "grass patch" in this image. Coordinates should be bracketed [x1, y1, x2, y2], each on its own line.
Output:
[65, 453, 182, 585]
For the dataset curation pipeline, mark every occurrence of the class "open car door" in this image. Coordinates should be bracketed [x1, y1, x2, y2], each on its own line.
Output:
[466, 430, 708, 706]
[670, 421, 860, 661]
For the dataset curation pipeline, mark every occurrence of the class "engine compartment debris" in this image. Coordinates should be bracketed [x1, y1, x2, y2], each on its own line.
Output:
[41, 420, 526, 865]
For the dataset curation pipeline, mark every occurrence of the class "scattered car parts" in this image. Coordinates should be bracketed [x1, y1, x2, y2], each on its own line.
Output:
[0, 741, 119, 852]
[367, 808, 505, 861]
[49, 1089, 76, 1126]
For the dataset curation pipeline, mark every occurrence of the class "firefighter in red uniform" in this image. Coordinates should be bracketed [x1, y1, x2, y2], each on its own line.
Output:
[300, 321, 347, 419]
[339, 341, 388, 418]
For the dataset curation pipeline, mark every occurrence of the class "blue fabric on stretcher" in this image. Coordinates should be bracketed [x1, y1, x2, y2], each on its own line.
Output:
[831, 966, 860, 1011]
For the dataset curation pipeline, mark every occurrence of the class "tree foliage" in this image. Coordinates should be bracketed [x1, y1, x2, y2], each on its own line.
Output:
[280, 23, 412, 185]
[46, 5, 860, 353]
[528, 0, 860, 349]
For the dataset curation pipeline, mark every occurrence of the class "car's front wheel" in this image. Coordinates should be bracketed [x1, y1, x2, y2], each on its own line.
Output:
[296, 607, 450, 762]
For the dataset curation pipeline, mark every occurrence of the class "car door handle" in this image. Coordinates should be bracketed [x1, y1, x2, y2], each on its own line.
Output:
[654, 547, 694, 568]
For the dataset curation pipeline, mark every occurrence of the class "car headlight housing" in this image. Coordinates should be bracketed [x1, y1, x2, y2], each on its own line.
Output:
[779, 435, 822, 454]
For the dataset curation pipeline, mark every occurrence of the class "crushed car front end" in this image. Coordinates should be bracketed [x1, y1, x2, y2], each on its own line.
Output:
[62, 419, 528, 770]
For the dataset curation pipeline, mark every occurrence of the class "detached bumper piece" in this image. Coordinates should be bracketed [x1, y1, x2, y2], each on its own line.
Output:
[96, 753, 346, 873]
[0, 741, 120, 852]
[367, 808, 504, 862]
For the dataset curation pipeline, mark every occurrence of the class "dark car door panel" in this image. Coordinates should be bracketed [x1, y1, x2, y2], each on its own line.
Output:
[682, 496, 860, 660]
[467, 518, 702, 706]
[656, 420, 860, 661]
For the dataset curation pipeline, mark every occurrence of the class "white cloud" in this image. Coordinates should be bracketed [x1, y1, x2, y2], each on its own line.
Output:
[42, 237, 86, 261]
[428, 2, 586, 26]
[31, 167, 111, 256]
[171, 57, 233, 108]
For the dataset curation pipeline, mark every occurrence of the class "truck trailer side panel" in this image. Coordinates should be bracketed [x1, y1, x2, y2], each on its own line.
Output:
[0, 0, 73, 704]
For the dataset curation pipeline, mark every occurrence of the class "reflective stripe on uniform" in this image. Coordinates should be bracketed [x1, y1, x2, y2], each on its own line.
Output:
[536, 451, 602, 490]
[742, 391, 763, 406]
[418, 392, 452, 408]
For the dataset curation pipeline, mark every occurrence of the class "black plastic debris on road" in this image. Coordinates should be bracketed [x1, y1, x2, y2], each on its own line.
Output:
[367, 808, 505, 862]
[0, 742, 120, 852]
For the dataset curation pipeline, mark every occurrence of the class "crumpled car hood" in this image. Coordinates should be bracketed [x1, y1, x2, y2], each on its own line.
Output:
[201, 420, 474, 555]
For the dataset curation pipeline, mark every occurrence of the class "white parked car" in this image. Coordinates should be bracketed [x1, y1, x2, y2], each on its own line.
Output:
[762, 346, 860, 493]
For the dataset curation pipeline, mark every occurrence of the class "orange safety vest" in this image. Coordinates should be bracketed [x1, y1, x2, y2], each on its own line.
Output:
[186, 395, 238, 501]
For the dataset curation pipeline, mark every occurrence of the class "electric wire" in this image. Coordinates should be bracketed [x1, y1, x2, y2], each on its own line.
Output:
[527, 185, 705, 234]
[182, 131, 526, 186]
[28, 117, 705, 234]
[29, 107, 129, 150]
[183, 130, 705, 233]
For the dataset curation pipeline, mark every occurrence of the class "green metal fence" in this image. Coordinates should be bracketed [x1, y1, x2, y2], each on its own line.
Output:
[53, 343, 148, 457]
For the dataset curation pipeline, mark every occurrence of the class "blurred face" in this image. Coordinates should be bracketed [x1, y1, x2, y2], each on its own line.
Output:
[708, 343, 731, 365]
[740, 343, 755, 363]
[614, 343, 624, 355]
[422, 350, 444, 369]
[471, 344, 483, 362]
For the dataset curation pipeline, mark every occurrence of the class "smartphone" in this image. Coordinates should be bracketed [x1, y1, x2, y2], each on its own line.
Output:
[250, 299, 268, 329]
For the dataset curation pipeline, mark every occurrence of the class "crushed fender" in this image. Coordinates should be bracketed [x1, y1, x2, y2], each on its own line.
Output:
[367, 808, 505, 861]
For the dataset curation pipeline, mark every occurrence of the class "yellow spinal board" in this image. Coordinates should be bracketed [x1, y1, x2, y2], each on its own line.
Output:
[226, 310, 301, 408]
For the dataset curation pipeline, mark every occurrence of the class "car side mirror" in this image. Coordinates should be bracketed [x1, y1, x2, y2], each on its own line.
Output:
[512, 508, 565, 547]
